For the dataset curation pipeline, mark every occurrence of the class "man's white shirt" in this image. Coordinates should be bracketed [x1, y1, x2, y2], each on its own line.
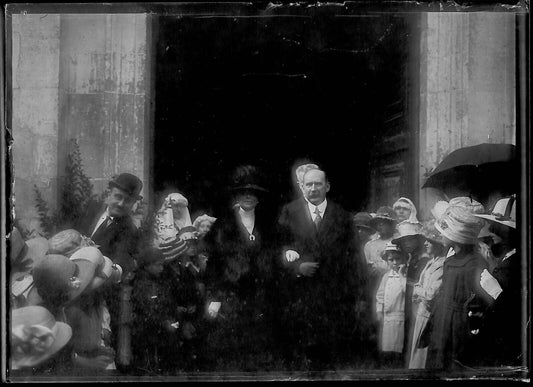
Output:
[306, 198, 327, 222]
[91, 208, 113, 237]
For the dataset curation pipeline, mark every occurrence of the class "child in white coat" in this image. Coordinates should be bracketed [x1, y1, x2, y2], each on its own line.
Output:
[376, 242, 408, 366]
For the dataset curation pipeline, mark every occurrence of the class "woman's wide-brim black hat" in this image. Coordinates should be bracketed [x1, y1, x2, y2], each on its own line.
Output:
[231, 183, 269, 193]
[230, 165, 269, 193]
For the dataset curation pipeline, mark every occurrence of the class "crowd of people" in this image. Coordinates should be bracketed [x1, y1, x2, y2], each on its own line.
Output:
[9, 162, 523, 376]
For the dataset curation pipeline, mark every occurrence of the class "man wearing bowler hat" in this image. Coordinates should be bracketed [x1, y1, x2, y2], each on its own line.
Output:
[80, 172, 142, 275]
[78, 172, 143, 371]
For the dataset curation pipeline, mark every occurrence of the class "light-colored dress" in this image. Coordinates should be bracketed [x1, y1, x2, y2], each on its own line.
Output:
[376, 270, 406, 353]
[408, 255, 445, 368]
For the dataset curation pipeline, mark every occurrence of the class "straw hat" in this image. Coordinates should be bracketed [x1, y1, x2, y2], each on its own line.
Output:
[476, 195, 516, 229]
[29, 255, 84, 306]
[392, 222, 425, 245]
[449, 196, 485, 215]
[431, 201, 450, 221]
[69, 247, 112, 292]
[11, 306, 72, 369]
[353, 212, 377, 232]
[10, 228, 49, 280]
[369, 206, 398, 228]
[48, 229, 97, 257]
[435, 205, 484, 245]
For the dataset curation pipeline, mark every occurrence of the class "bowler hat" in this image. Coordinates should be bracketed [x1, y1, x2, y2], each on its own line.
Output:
[11, 306, 72, 369]
[109, 173, 143, 199]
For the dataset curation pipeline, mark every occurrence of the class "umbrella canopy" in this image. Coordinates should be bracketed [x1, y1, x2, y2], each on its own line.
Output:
[422, 143, 518, 200]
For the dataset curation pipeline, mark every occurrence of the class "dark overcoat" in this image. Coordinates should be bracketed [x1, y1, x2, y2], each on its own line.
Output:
[478, 250, 523, 366]
[278, 198, 366, 363]
[426, 250, 492, 369]
[202, 206, 281, 370]
[78, 201, 139, 275]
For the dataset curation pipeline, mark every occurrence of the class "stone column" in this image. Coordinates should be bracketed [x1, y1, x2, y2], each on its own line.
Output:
[58, 14, 150, 198]
[417, 12, 516, 220]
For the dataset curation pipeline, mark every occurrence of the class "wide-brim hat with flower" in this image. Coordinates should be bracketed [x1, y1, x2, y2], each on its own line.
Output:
[431, 201, 450, 221]
[11, 306, 72, 369]
[28, 251, 97, 305]
[369, 206, 398, 228]
[70, 247, 120, 292]
[435, 205, 484, 245]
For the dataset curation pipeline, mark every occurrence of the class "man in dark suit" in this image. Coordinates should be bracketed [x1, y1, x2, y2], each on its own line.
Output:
[80, 173, 142, 276]
[78, 172, 142, 370]
[278, 168, 367, 369]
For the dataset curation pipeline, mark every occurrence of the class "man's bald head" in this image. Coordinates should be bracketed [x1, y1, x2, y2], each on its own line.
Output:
[302, 169, 330, 205]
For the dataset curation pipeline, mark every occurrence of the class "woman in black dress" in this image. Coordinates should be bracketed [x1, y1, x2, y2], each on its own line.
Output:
[203, 165, 281, 371]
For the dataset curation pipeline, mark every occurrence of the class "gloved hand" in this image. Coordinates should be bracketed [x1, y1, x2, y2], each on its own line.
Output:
[285, 250, 300, 262]
[298, 262, 319, 277]
[480, 269, 503, 300]
[207, 301, 221, 318]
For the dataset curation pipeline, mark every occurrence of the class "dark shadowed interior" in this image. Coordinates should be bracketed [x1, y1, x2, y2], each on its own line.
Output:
[153, 12, 411, 217]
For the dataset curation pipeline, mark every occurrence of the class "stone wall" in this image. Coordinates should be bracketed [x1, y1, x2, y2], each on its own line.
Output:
[11, 14, 61, 233]
[11, 13, 150, 234]
[417, 12, 516, 219]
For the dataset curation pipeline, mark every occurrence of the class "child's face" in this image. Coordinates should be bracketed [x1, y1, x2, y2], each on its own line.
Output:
[197, 221, 212, 237]
[146, 260, 164, 277]
[386, 252, 404, 272]
[184, 240, 198, 257]
[424, 239, 435, 255]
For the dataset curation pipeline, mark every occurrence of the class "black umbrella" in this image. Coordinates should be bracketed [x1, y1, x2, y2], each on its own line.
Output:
[422, 143, 518, 199]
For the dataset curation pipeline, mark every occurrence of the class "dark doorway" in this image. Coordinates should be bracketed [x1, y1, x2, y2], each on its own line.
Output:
[153, 11, 413, 217]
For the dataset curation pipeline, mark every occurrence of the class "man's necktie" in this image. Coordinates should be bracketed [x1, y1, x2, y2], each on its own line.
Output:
[93, 216, 112, 238]
[314, 207, 322, 231]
